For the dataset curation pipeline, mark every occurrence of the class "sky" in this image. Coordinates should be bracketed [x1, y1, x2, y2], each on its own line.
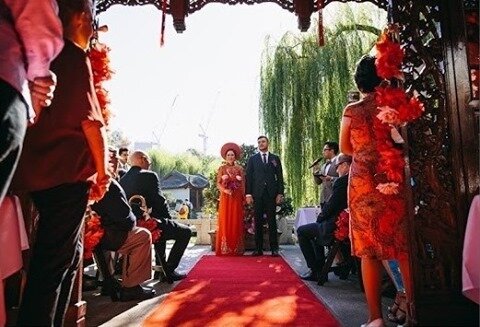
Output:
[99, 4, 299, 156]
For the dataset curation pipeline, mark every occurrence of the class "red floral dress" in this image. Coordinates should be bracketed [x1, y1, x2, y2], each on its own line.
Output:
[215, 163, 245, 256]
[344, 94, 408, 260]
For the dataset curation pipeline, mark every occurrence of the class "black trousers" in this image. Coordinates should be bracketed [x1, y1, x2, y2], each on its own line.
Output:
[297, 222, 326, 271]
[253, 191, 278, 252]
[17, 182, 89, 326]
[0, 79, 27, 204]
[154, 219, 192, 272]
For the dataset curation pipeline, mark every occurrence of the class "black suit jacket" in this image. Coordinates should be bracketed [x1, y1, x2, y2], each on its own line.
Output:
[315, 174, 348, 246]
[119, 166, 171, 222]
[91, 179, 136, 251]
[245, 152, 285, 199]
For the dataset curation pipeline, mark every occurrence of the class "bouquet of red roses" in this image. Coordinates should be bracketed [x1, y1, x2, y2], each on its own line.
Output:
[84, 212, 104, 259]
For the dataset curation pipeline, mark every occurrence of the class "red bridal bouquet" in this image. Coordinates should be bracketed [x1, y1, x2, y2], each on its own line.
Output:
[374, 25, 425, 195]
[84, 212, 104, 259]
[221, 172, 242, 193]
[88, 41, 114, 126]
[334, 209, 350, 241]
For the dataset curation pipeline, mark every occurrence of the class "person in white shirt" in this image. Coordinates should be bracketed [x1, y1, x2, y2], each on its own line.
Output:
[312, 141, 339, 208]
[0, 0, 63, 204]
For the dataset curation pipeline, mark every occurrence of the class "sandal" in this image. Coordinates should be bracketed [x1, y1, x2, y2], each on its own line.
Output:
[387, 307, 406, 324]
[388, 292, 406, 314]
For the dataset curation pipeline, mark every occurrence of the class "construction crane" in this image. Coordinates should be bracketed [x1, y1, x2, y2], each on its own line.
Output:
[152, 94, 178, 148]
[198, 91, 220, 155]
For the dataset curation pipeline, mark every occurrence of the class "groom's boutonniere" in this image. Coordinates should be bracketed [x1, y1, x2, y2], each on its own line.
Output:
[271, 159, 277, 167]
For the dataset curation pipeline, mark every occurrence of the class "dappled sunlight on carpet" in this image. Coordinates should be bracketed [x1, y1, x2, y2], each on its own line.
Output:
[143, 255, 339, 326]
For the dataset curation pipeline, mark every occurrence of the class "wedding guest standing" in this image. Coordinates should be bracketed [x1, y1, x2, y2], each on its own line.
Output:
[215, 143, 245, 256]
[12, 0, 109, 325]
[0, 0, 63, 204]
[245, 136, 284, 256]
[339, 55, 412, 327]
[312, 141, 339, 208]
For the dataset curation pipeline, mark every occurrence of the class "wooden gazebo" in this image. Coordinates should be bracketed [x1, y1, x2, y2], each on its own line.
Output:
[9, 0, 476, 325]
[90, 0, 478, 325]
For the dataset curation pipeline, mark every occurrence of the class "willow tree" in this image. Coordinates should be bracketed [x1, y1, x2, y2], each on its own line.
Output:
[259, 4, 385, 208]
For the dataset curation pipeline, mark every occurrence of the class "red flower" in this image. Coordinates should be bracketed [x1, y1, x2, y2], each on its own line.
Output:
[84, 212, 104, 259]
[88, 42, 114, 126]
[334, 210, 350, 241]
[375, 32, 404, 80]
[137, 218, 162, 243]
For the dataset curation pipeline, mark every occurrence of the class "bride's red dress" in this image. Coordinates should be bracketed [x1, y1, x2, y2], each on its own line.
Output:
[215, 163, 245, 256]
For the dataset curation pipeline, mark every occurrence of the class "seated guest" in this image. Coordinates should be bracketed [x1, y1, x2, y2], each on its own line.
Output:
[90, 151, 155, 302]
[11, 0, 109, 325]
[120, 151, 192, 282]
[297, 154, 351, 281]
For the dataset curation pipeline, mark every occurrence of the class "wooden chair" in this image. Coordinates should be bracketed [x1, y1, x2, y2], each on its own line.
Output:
[317, 239, 353, 286]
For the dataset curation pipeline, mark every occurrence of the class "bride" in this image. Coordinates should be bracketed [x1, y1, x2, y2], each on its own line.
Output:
[215, 142, 245, 256]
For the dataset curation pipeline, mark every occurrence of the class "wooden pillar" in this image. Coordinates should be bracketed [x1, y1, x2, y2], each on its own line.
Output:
[393, 0, 479, 324]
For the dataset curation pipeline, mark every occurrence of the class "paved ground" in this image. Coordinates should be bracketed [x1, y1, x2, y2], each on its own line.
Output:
[83, 243, 396, 327]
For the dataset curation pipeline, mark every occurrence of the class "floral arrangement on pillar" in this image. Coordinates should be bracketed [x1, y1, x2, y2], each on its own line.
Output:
[88, 27, 114, 126]
[83, 27, 114, 259]
[373, 24, 424, 197]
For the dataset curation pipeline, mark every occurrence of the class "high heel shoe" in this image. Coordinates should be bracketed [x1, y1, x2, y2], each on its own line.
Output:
[387, 306, 406, 324]
[388, 292, 406, 314]
[360, 318, 385, 327]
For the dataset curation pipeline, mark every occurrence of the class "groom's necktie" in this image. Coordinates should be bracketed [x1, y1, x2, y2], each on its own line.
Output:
[262, 153, 267, 164]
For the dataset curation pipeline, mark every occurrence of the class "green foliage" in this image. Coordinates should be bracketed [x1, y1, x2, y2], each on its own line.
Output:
[147, 148, 220, 178]
[239, 144, 257, 168]
[202, 170, 220, 215]
[259, 4, 385, 208]
[107, 129, 130, 149]
[277, 196, 294, 217]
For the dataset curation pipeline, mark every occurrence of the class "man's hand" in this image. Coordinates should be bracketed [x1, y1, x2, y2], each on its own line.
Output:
[276, 194, 284, 205]
[29, 71, 57, 120]
[320, 175, 332, 182]
[245, 194, 253, 205]
[89, 175, 111, 202]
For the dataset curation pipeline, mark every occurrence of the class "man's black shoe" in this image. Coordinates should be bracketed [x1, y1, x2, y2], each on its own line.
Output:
[170, 271, 187, 281]
[120, 285, 155, 302]
[299, 270, 318, 281]
[158, 272, 174, 284]
[252, 251, 263, 256]
[271, 250, 279, 257]
[160, 270, 186, 283]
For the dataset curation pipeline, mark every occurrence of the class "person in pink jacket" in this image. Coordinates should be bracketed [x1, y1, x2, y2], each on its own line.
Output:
[0, 0, 63, 205]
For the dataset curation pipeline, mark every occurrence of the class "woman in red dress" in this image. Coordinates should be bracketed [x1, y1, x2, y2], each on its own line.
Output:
[340, 56, 411, 327]
[215, 143, 245, 256]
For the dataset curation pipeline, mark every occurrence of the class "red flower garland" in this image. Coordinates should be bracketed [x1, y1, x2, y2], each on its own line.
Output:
[373, 25, 425, 195]
[84, 212, 104, 259]
[88, 41, 114, 126]
[334, 210, 350, 241]
[375, 31, 404, 80]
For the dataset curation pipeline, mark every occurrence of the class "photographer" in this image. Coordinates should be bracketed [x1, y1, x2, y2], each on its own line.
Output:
[311, 141, 339, 208]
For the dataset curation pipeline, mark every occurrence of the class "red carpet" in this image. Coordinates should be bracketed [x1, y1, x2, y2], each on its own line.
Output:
[143, 255, 340, 327]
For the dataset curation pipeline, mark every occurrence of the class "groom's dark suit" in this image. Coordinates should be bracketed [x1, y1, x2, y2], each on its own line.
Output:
[246, 152, 284, 252]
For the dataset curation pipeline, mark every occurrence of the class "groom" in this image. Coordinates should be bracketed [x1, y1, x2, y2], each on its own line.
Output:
[246, 136, 285, 256]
